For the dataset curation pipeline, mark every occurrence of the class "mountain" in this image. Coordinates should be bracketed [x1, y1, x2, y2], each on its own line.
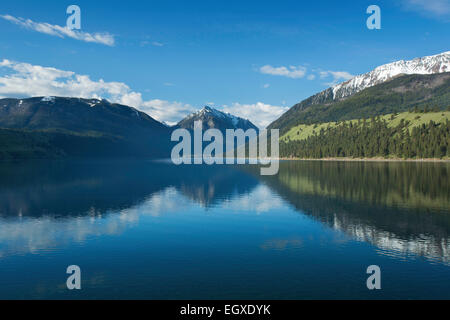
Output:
[0, 96, 166, 134]
[176, 106, 259, 132]
[269, 52, 450, 134]
[0, 96, 171, 159]
[332, 51, 449, 100]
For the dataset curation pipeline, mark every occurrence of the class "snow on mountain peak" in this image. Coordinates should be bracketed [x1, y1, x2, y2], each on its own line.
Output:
[180, 105, 257, 131]
[331, 51, 450, 100]
[197, 106, 238, 121]
[41, 96, 55, 102]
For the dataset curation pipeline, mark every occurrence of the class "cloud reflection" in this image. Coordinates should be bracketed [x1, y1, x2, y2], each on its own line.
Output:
[0, 183, 285, 257]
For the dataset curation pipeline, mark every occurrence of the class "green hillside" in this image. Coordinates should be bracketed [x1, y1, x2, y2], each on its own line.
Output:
[0, 128, 127, 160]
[269, 72, 450, 135]
[0, 127, 173, 160]
[0, 129, 63, 159]
[280, 111, 450, 159]
[282, 111, 450, 142]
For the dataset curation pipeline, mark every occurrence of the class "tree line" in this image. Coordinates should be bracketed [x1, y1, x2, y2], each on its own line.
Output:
[280, 116, 450, 159]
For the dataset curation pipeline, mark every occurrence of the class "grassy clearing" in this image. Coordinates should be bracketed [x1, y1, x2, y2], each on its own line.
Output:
[281, 111, 450, 142]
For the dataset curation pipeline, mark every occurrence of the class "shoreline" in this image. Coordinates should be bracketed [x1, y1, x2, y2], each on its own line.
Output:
[279, 157, 450, 162]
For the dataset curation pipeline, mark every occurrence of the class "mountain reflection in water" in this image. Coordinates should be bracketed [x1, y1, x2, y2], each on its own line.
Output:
[0, 160, 449, 299]
[255, 161, 450, 264]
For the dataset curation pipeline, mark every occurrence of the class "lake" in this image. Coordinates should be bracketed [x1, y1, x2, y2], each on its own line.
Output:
[0, 160, 449, 299]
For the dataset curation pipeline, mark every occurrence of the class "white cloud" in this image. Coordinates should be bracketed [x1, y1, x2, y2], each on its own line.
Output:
[0, 59, 129, 99]
[328, 71, 354, 80]
[0, 14, 115, 46]
[259, 65, 307, 79]
[320, 70, 354, 86]
[258, 64, 353, 84]
[402, 0, 450, 18]
[140, 99, 196, 125]
[263, 83, 270, 88]
[319, 71, 329, 79]
[223, 102, 288, 129]
[140, 40, 165, 47]
[0, 59, 286, 127]
[0, 59, 195, 125]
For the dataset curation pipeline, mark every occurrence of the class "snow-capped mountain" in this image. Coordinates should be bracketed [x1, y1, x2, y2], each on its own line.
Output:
[268, 51, 450, 132]
[177, 106, 259, 132]
[332, 51, 450, 100]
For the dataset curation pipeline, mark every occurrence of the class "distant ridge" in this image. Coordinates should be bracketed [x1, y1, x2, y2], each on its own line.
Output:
[0, 96, 171, 159]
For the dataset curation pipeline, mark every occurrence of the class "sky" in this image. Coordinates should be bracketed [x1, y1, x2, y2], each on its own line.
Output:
[0, 0, 449, 127]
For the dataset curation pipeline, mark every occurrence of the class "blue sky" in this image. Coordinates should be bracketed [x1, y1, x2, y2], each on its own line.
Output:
[0, 0, 449, 127]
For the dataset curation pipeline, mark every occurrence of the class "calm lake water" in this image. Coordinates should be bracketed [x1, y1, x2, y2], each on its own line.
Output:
[0, 160, 449, 299]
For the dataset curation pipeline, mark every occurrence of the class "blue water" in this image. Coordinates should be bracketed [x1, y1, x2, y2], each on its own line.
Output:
[0, 160, 449, 299]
